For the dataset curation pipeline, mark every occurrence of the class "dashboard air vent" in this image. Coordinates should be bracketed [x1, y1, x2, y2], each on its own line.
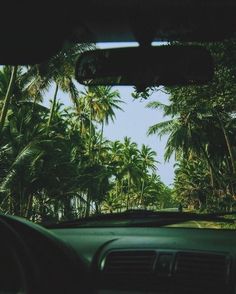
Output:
[99, 250, 231, 294]
[174, 252, 230, 293]
[101, 250, 161, 291]
[102, 250, 157, 275]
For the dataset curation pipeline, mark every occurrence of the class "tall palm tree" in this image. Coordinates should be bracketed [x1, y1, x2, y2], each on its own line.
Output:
[24, 43, 95, 129]
[147, 101, 227, 188]
[0, 64, 52, 137]
[139, 145, 157, 206]
[139, 145, 157, 172]
[119, 137, 142, 209]
[79, 86, 123, 158]
[86, 86, 123, 147]
[0, 66, 18, 136]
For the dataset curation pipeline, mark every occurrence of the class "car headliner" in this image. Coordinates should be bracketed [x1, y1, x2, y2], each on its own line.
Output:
[1, 0, 236, 64]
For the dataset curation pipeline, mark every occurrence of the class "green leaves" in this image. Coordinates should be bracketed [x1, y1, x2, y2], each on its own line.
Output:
[147, 38, 236, 212]
[0, 43, 173, 221]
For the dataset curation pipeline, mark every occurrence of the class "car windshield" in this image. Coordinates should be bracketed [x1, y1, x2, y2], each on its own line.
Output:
[1, 38, 236, 230]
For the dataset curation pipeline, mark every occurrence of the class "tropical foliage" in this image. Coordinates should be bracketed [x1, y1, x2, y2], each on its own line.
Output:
[0, 43, 172, 223]
[148, 38, 236, 212]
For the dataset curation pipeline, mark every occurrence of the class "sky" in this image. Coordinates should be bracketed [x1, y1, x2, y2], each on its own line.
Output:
[44, 42, 176, 186]
[102, 86, 175, 186]
[98, 42, 175, 186]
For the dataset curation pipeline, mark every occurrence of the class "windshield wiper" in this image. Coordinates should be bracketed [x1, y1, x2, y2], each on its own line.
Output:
[43, 209, 235, 228]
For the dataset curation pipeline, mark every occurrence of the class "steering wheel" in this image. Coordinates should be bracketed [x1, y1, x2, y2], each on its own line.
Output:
[0, 214, 89, 294]
[0, 216, 37, 293]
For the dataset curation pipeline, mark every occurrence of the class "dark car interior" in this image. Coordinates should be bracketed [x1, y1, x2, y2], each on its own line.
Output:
[1, 1, 236, 293]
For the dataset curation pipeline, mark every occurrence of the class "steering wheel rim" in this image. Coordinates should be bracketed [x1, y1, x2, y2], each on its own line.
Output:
[0, 216, 37, 294]
[0, 214, 90, 293]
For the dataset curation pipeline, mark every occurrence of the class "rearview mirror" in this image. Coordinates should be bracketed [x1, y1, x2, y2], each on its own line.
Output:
[76, 46, 214, 89]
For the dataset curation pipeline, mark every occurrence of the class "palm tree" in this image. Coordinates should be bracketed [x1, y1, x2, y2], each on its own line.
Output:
[87, 86, 123, 150]
[0, 66, 18, 136]
[119, 137, 142, 209]
[140, 174, 163, 209]
[0, 66, 43, 135]
[147, 101, 227, 188]
[79, 86, 123, 158]
[0, 101, 83, 220]
[24, 43, 95, 129]
[139, 145, 157, 206]
[173, 158, 213, 211]
[101, 193, 123, 213]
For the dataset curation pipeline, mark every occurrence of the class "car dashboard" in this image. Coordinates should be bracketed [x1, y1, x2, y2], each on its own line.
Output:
[51, 226, 236, 294]
[1, 215, 236, 294]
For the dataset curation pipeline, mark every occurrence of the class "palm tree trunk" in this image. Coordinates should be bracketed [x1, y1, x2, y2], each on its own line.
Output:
[140, 179, 145, 207]
[47, 84, 59, 129]
[86, 190, 91, 217]
[126, 173, 131, 210]
[214, 112, 236, 201]
[224, 156, 235, 197]
[64, 196, 72, 221]
[209, 166, 214, 188]
[31, 95, 38, 116]
[0, 66, 17, 136]
[88, 104, 93, 158]
[9, 194, 13, 215]
[95, 202, 100, 214]
[223, 126, 236, 174]
[217, 114, 236, 175]
[25, 194, 34, 219]
[98, 121, 104, 159]
[199, 143, 224, 189]
[116, 181, 119, 197]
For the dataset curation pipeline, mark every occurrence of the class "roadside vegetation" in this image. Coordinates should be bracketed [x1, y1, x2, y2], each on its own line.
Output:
[1, 38, 235, 223]
[148, 38, 236, 213]
[0, 43, 173, 223]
